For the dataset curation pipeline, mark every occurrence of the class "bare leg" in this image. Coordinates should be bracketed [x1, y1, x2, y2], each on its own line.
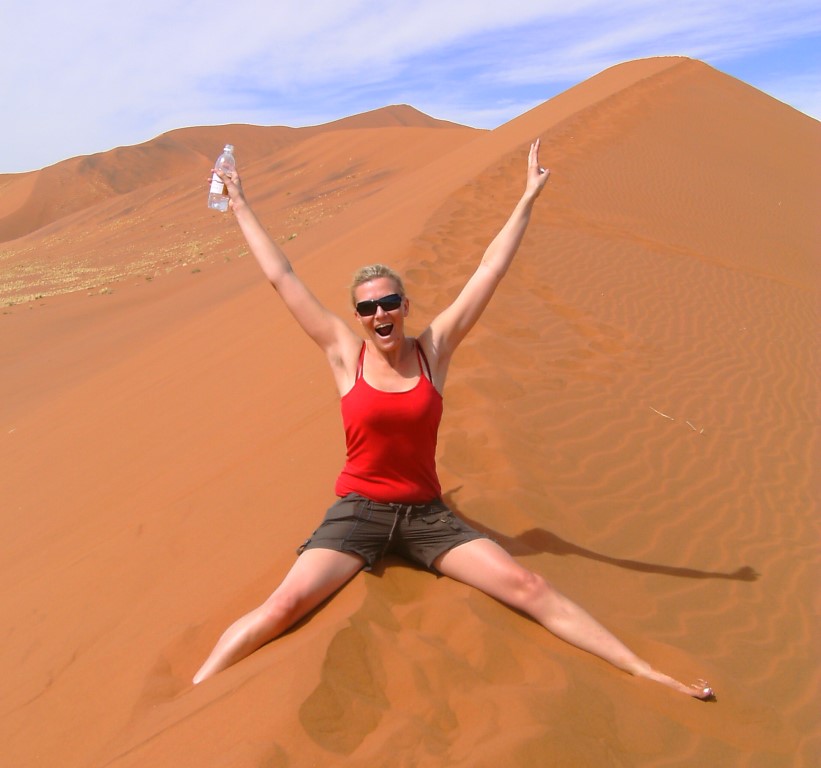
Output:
[434, 539, 715, 700]
[193, 549, 364, 684]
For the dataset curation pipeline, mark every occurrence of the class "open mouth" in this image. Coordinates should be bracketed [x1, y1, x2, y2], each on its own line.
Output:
[375, 323, 393, 338]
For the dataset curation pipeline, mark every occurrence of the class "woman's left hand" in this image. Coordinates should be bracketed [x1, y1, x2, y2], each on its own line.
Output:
[525, 138, 550, 199]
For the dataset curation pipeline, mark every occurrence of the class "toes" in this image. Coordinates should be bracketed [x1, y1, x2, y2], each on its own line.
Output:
[692, 680, 717, 701]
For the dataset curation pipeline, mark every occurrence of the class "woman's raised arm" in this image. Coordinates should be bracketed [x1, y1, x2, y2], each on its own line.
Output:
[423, 139, 549, 370]
[217, 167, 360, 376]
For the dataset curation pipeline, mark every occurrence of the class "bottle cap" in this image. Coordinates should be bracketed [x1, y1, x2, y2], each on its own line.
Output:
[224, 144, 234, 152]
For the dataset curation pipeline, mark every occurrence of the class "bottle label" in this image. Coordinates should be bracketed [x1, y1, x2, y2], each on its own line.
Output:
[209, 173, 226, 195]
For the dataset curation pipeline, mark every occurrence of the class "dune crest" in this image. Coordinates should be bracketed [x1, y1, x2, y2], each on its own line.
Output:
[1, 57, 819, 767]
[0, 104, 466, 245]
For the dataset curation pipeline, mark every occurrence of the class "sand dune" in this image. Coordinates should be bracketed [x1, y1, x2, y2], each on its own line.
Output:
[0, 104, 460, 244]
[1, 57, 819, 767]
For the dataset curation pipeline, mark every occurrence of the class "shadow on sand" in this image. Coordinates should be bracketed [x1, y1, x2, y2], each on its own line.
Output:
[443, 491, 758, 583]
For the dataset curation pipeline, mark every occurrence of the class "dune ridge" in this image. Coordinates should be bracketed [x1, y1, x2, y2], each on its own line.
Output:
[0, 104, 460, 242]
[1, 57, 819, 766]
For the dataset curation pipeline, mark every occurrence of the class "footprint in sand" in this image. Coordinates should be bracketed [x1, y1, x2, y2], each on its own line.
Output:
[298, 624, 389, 754]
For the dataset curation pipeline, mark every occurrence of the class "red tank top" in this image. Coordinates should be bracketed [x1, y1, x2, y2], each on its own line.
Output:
[334, 340, 443, 503]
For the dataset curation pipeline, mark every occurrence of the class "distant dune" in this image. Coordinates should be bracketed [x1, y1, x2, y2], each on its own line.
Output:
[0, 104, 469, 274]
[1, 57, 819, 767]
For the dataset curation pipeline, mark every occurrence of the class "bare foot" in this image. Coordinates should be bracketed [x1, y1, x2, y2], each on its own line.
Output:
[639, 668, 717, 701]
[690, 678, 717, 702]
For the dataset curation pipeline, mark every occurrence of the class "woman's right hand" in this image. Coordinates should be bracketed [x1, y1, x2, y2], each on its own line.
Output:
[212, 166, 247, 211]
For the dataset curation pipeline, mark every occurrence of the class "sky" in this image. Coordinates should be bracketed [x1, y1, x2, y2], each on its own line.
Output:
[4, 0, 820, 174]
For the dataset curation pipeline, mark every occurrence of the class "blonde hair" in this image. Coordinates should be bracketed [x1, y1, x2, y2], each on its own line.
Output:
[350, 264, 405, 306]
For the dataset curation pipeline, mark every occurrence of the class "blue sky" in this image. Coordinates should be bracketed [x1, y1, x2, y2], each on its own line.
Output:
[5, 0, 820, 174]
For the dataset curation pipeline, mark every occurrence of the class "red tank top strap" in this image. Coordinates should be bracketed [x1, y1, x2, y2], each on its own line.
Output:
[415, 339, 432, 381]
[358, 340, 430, 381]
[355, 341, 366, 380]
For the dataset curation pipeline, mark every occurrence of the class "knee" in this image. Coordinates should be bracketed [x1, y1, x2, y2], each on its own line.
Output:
[506, 567, 553, 609]
[258, 589, 303, 626]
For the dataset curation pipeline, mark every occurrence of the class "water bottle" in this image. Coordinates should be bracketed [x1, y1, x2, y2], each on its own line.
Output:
[207, 144, 236, 211]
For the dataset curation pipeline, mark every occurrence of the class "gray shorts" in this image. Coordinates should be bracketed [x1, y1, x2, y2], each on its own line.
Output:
[297, 493, 489, 572]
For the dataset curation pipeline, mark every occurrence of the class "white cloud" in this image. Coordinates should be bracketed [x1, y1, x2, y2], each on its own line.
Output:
[3, 0, 819, 172]
[487, 2, 821, 85]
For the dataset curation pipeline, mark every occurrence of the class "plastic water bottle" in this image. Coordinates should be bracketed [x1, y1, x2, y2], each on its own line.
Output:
[207, 144, 235, 211]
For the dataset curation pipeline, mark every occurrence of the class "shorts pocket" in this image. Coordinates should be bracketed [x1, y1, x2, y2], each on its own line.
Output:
[421, 508, 462, 530]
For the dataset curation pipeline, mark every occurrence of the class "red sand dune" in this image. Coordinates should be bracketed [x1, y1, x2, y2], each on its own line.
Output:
[1, 57, 819, 766]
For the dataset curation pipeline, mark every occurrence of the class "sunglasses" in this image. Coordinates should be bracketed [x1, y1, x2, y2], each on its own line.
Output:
[355, 293, 403, 316]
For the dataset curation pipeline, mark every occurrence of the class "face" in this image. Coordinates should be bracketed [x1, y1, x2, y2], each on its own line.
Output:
[353, 277, 408, 347]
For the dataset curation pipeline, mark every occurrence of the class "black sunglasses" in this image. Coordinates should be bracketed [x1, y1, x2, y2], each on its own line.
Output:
[355, 293, 403, 316]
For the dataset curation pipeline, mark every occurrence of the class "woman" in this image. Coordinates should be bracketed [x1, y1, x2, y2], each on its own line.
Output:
[193, 140, 715, 700]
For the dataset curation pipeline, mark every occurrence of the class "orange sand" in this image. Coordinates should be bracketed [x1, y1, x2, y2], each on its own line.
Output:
[1, 58, 819, 767]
